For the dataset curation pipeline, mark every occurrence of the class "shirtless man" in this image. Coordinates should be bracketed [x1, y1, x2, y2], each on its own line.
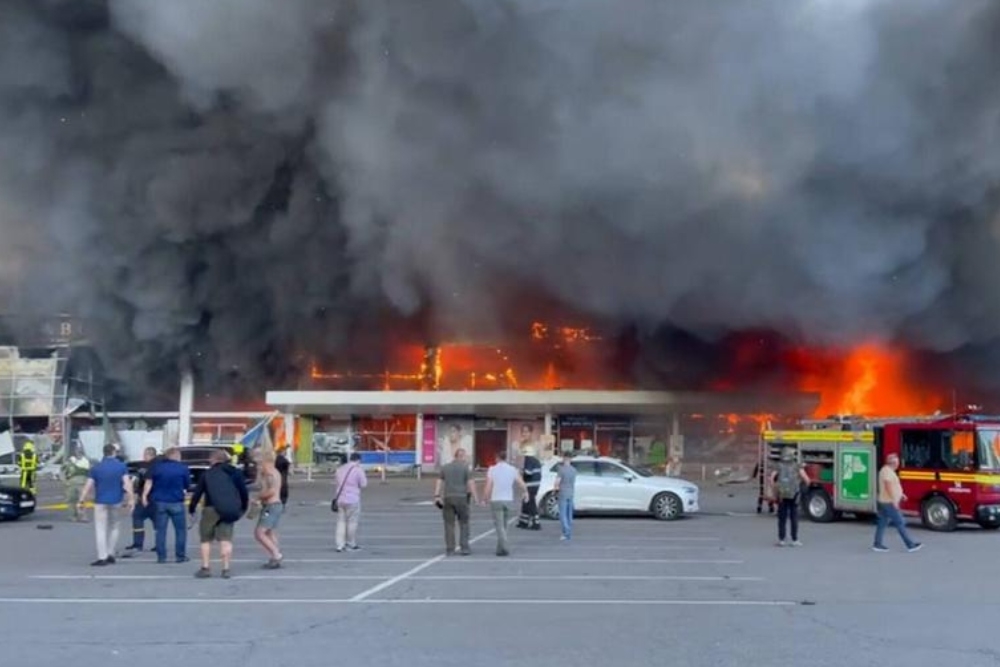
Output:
[253, 449, 285, 568]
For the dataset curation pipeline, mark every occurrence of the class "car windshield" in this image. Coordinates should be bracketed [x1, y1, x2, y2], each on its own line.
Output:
[976, 429, 1000, 471]
[629, 464, 655, 477]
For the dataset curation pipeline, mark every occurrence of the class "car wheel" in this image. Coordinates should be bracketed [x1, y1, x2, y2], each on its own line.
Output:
[921, 495, 957, 532]
[542, 493, 560, 520]
[806, 489, 835, 523]
[651, 492, 682, 521]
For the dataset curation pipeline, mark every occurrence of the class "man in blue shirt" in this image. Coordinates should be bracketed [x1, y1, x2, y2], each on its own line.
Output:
[143, 447, 192, 563]
[77, 444, 134, 566]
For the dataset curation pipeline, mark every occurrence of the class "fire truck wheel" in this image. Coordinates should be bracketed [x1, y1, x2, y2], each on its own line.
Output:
[805, 489, 835, 523]
[920, 496, 958, 532]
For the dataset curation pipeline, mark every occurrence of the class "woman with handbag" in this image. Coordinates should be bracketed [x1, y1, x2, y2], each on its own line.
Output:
[332, 453, 367, 553]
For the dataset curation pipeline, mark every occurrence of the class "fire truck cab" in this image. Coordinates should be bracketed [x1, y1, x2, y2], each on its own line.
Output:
[761, 413, 1000, 532]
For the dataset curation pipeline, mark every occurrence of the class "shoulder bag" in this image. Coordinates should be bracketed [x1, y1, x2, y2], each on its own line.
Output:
[330, 464, 355, 513]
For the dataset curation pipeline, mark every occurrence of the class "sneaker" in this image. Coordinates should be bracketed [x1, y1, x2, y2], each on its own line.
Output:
[221, 569, 231, 579]
[262, 559, 281, 570]
[335, 547, 344, 553]
[105, 556, 116, 564]
[90, 559, 109, 567]
[176, 556, 190, 564]
[907, 543, 923, 553]
[775, 540, 788, 547]
[496, 549, 509, 557]
[559, 535, 568, 541]
[124, 545, 141, 552]
[347, 544, 361, 551]
[460, 549, 471, 556]
[195, 567, 211, 578]
[791, 541, 803, 547]
[872, 545, 889, 553]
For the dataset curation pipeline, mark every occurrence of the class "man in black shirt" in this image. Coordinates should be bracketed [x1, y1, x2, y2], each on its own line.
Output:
[124, 447, 160, 554]
[188, 450, 249, 579]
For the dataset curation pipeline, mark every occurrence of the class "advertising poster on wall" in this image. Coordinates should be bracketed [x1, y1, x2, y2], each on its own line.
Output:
[422, 419, 437, 466]
[437, 417, 474, 464]
[508, 419, 549, 460]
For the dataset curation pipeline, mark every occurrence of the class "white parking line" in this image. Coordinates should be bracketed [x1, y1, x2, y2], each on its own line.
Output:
[431, 558, 744, 564]
[29, 575, 388, 581]
[28, 574, 763, 582]
[0, 597, 795, 606]
[348, 520, 511, 602]
[228, 545, 720, 552]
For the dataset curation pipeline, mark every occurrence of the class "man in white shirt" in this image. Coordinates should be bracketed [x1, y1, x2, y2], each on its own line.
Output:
[873, 453, 922, 553]
[483, 451, 528, 557]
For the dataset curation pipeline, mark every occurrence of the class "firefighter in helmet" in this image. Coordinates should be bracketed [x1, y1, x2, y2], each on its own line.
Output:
[18, 440, 39, 494]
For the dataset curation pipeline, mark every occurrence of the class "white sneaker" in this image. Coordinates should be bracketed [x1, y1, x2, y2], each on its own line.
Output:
[791, 541, 803, 547]
[775, 540, 788, 547]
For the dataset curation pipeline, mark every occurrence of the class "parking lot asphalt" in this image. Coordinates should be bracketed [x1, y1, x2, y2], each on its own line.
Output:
[2, 477, 999, 667]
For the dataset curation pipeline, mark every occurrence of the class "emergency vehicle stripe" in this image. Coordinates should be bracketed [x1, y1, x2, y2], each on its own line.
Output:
[898, 471, 936, 480]
[899, 471, 1000, 484]
[763, 431, 874, 443]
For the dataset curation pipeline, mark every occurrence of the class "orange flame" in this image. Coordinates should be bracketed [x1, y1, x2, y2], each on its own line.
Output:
[792, 344, 942, 418]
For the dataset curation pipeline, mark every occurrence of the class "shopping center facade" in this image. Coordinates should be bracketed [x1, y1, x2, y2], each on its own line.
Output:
[265, 389, 819, 470]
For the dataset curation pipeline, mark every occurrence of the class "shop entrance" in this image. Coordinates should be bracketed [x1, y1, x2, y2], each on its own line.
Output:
[475, 429, 506, 469]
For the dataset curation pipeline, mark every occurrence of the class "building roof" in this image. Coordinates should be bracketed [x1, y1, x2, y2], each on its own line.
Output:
[265, 390, 819, 418]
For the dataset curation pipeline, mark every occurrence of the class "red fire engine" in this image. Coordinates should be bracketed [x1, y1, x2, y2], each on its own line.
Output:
[760, 413, 1000, 531]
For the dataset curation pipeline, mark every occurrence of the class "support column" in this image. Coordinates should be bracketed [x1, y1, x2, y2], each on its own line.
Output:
[414, 413, 423, 480]
[296, 416, 313, 467]
[178, 369, 195, 446]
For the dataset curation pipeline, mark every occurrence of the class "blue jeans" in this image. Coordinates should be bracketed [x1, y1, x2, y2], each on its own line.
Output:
[874, 502, 917, 549]
[154, 502, 187, 561]
[558, 496, 574, 539]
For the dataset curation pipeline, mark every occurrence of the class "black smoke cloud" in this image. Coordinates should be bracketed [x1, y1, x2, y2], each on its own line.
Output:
[2, 0, 1000, 404]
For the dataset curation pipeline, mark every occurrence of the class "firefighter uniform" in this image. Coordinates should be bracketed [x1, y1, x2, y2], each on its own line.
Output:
[18, 441, 38, 494]
[517, 448, 542, 530]
[62, 449, 91, 521]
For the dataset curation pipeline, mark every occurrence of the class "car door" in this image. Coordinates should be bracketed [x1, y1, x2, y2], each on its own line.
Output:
[569, 461, 598, 510]
[594, 461, 644, 510]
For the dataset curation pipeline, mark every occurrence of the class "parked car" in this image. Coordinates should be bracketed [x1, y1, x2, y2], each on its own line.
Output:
[0, 484, 35, 520]
[537, 456, 700, 521]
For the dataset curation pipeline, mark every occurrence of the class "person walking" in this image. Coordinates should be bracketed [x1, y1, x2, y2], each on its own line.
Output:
[124, 447, 159, 554]
[516, 446, 542, 530]
[483, 451, 528, 557]
[770, 447, 810, 547]
[188, 450, 249, 579]
[434, 448, 479, 556]
[873, 453, 922, 553]
[76, 444, 134, 566]
[61, 445, 91, 522]
[333, 453, 367, 553]
[553, 452, 577, 541]
[143, 447, 191, 563]
[253, 448, 285, 568]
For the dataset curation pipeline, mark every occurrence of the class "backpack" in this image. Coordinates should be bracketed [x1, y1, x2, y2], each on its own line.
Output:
[776, 461, 800, 499]
[205, 465, 243, 523]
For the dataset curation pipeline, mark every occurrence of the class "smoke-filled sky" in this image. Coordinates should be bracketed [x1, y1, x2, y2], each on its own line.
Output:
[2, 0, 1000, 402]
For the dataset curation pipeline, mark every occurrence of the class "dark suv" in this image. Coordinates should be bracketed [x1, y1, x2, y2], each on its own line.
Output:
[0, 484, 36, 520]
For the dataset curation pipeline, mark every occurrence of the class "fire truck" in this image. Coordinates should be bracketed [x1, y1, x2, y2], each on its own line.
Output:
[759, 413, 1000, 531]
